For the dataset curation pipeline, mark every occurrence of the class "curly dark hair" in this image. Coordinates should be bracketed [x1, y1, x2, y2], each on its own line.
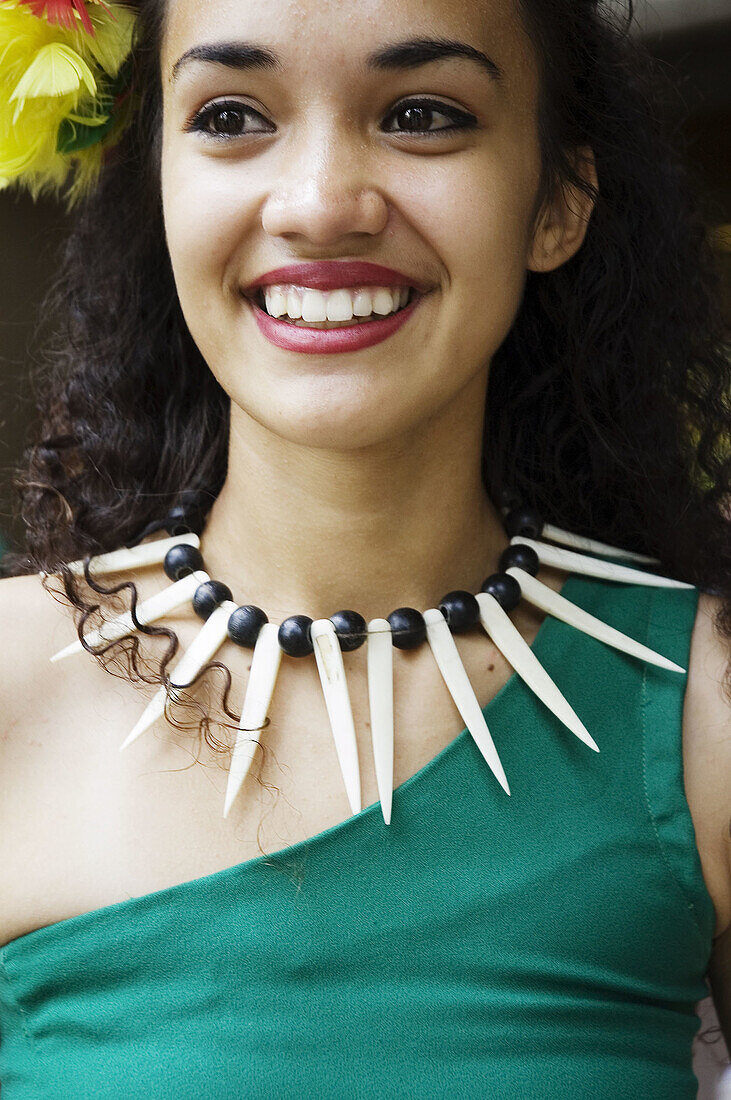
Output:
[2, 0, 730, 714]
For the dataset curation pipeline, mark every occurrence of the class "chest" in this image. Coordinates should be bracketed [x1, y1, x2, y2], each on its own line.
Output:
[1, 615, 728, 948]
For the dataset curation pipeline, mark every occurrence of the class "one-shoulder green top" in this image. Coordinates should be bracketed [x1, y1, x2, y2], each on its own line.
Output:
[0, 574, 715, 1098]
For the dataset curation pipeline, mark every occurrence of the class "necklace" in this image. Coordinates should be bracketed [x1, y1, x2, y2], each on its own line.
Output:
[49, 499, 693, 825]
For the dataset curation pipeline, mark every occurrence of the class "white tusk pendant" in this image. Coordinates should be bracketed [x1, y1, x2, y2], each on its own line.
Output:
[512, 536, 694, 590]
[367, 618, 395, 825]
[423, 608, 510, 795]
[475, 593, 599, 753]
[541, 523, 661, 565]
[310, 619, 362, 815]
[506, 567, 685, 674]
[50, 570, 209, 663]
[62, 533, 200, 578]
[223, 623, 283, 819]
[119, 601, 235, 752]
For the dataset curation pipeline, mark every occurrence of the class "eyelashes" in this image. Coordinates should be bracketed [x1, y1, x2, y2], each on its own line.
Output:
[185, 101, 274, 140]
[383, 100, 478, 137]
[184, 97, 479, 142]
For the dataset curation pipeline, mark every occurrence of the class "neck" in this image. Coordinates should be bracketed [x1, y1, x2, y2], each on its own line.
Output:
[199, 383, 508, 626]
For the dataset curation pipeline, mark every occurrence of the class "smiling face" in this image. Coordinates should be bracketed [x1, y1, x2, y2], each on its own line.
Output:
[160, 0, 594, 451]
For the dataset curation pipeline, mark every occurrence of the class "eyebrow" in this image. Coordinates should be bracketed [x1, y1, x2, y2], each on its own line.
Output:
[367, 37, 502, 81]
[170, 36, 503, 85]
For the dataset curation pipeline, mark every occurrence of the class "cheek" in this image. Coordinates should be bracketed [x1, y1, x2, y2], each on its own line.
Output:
[400, 151, 540, 363]
[161, 149, 254, 337]
[430, 146, 539, 284]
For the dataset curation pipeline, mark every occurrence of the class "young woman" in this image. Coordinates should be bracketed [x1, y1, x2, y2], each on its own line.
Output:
[0, 0, 729, 1094]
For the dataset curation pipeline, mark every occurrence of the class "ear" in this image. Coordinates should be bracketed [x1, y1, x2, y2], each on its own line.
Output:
[526, 147, 598, 273]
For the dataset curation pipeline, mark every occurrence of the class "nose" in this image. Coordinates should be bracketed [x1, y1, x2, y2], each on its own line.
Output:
[260, 124, 389, 247]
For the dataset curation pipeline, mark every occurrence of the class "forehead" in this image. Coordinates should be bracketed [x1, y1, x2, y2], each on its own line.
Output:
[160, 0, 536, 94]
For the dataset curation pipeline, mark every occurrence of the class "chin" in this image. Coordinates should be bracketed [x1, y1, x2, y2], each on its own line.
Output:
[237, 386, 415, 452]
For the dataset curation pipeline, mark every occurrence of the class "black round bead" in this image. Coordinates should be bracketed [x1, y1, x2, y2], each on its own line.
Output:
[329, 610, 367, 652]
[480, 571, 522, 612]
[387, 607, 426, 650]
[503, 505, 543, 540]
[438, 590, 480, 632]
[498, 542, 540, 576]
[227, 605, 268, 648]
[496, 486, 522, 512]
[164, 503, 208, 537]
[278, 615, 314, 657]
[192, 579, 233, 620]
[163, 543, 205, 582]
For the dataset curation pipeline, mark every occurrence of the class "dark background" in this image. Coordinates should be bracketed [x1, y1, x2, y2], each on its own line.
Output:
[1, 4, 729, 556]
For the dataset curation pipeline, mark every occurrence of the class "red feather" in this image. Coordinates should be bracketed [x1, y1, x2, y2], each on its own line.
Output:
[18, 0, 96, 35]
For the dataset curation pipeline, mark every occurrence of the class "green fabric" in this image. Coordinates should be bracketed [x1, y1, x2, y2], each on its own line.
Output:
[0, 574, 715, 1098]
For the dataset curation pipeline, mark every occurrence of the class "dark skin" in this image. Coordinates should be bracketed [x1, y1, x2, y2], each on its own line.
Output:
[160, 0, 597, 625]
[0, 0, 729, 1060]
[160, 3, 731, 1046]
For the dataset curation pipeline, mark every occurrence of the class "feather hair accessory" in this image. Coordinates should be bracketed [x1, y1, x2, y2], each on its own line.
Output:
[0, 0, 137, 207]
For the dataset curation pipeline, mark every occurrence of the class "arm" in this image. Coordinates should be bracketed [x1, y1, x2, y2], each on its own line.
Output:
[708, 922, 731, 1048]
[684, 592, 731, 1047]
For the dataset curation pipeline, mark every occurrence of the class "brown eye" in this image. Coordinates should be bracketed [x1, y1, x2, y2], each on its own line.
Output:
[394, 105, 435, 132]
[209, 106, 247, 135]
[186, 101, 274, 140]
[383, 98, 477, 136]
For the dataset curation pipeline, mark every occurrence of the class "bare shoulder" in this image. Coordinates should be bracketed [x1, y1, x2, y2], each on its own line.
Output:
[0, 567, 78, 624]
[0, 559, 188, 802]
[682, 591, 731, 939]
[0, 571, 88, 790]
[0, 571, 82, 712]
[0, 570, 132, 945]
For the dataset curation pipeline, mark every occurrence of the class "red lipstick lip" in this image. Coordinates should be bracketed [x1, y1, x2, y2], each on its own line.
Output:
[242, 261, 432, 295]
[245, 291, 425, 354]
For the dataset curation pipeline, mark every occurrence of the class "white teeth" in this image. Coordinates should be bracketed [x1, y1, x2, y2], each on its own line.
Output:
[353, 290, 373, 317]
[261, 285, 411, 323]
[326, 289, 354, 322]
[264, 287, 288, 318]
[372, 288, 395, 316]
[301, 289, 328, 323]
[286, 287, 302, 319]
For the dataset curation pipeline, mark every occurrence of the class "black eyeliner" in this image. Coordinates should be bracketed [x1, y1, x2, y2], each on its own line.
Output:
[185, 96, 478, 140]
[382, 97, 478, 135]
[184, 100, 272, 137]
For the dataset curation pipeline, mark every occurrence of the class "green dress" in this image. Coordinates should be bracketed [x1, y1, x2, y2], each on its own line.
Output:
[0, 573, 714, 1098]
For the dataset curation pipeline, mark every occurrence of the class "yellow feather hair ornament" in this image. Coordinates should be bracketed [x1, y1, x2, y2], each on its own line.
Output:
[0, 0, 137, 207]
